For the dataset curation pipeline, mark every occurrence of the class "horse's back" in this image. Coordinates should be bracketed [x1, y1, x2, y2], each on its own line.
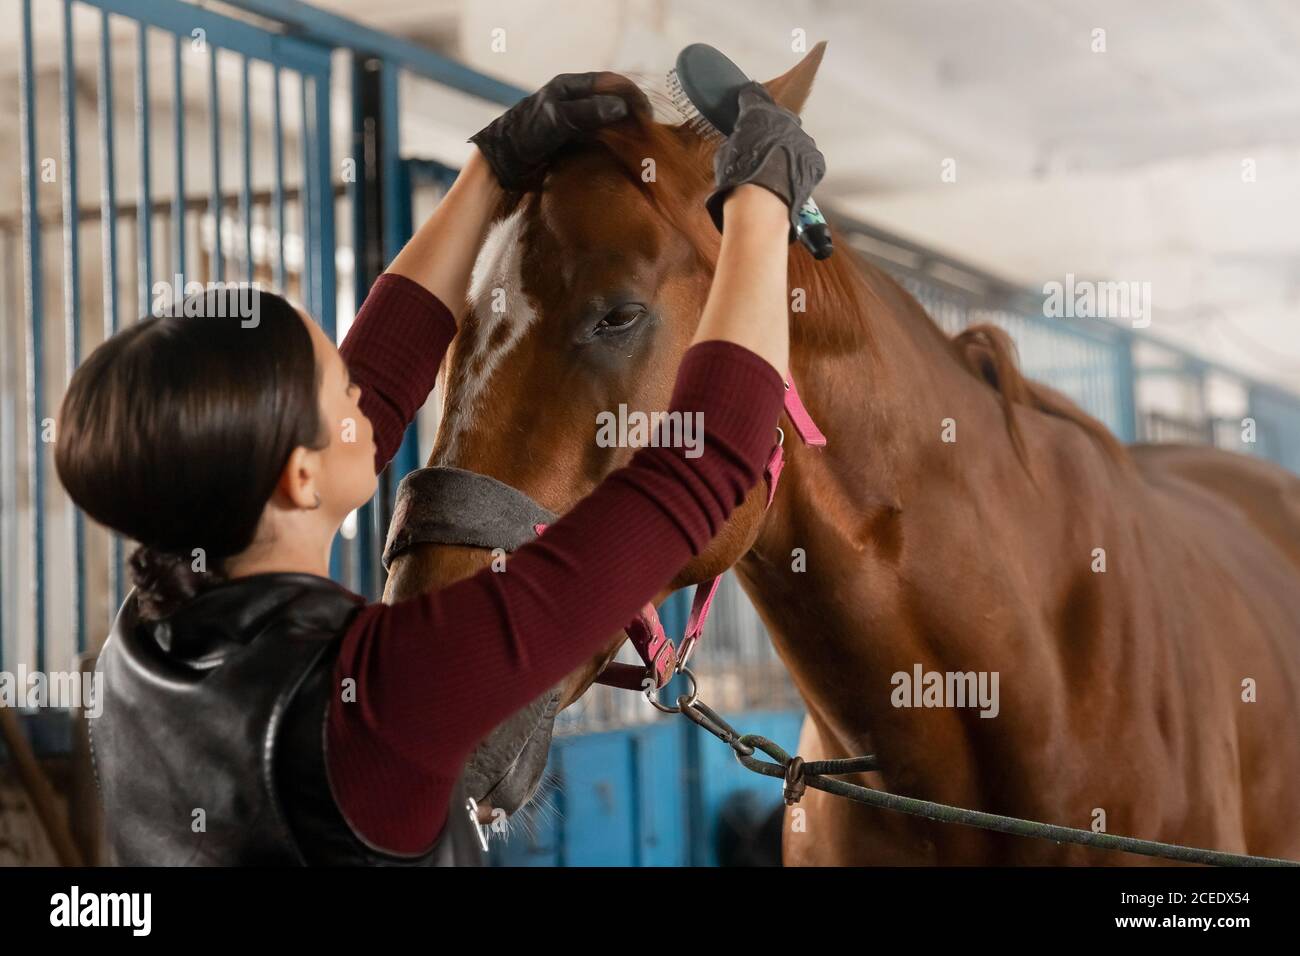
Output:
[1129, 442, 1300, 571]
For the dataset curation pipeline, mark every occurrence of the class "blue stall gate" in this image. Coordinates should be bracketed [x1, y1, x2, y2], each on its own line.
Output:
[2, 0, 1298, 866]
[2, 0, 338, 678]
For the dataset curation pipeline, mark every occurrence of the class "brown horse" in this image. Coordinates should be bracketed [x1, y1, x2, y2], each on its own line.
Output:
[385, 46, 1300, 864]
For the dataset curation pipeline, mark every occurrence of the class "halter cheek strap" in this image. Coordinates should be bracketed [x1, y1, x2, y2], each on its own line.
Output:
[783, 379, 827, 447]
[591, 376, 823, 693]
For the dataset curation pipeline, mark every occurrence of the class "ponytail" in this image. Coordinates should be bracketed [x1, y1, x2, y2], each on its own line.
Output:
[127, 544, 229, 621]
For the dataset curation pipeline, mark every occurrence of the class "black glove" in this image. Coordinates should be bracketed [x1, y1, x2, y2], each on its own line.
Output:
[705, 83, 826, 241]
[469, 73, 631, 190]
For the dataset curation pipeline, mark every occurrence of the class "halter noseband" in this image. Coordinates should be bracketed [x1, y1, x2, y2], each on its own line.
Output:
[382, 378, 825, 697]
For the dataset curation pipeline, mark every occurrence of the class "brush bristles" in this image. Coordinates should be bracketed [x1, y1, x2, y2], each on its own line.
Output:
[667, 68, 726, 143]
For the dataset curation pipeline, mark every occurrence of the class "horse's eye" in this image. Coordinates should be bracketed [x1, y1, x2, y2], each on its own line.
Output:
[595, 304, 647, 333]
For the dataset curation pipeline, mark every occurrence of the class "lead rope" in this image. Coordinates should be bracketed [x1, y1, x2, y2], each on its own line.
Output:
[676, 699, 1300, 867]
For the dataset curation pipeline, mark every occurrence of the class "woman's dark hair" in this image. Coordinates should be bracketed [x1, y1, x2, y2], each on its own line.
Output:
[55, 286, 328, 620]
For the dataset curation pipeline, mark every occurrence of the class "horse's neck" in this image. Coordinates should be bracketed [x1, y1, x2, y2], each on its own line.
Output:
[779, 257, 996, 549]
[742, 259, 1036, 763]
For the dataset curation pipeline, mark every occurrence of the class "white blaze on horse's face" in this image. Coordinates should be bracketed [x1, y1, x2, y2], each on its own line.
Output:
[439, 206, 539, 464]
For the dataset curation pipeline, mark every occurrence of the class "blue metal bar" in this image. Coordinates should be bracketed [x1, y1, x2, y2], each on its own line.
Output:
[62, 0, 86, 653]
[405, 157, 460, 190]
[19, 0, 46, 669]
[390, 158, 419, 481]
[363, 158, 460, 598]
[85, 0, 332, 75]
[379, 62, 402, 266]
[172, 33, 186, 282]
[375, 69, 414, 592]
[98, 7, 123, 614]
[208, 43, 223, 281]
[222, 0, 526, 106]
[241, 54, 254, 283]
[309, 67, 343, 583]
[137, 21, 154, 318]
[315, 69, 336, 340]
[350, 57, 376, 598]
[351, 72, 419, 597]
[348, 58, 369, 311]
[299, 73, 316, 316]
[271, 65, 286, 289]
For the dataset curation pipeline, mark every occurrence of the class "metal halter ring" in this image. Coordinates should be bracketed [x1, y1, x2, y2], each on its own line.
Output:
[464, 798, 490, 852]
[675, 634, 699, 673]
[775, 425, 785, 447]
[646, 666, 699, 715]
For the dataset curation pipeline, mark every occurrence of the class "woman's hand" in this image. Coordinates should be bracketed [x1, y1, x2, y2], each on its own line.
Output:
[691, 87, 828, 375]
[470, 73, 631, 190]
[705, 83, 826, 241]
[382, 76, 630, 324]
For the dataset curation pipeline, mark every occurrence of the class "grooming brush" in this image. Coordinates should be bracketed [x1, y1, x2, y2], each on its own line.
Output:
[668, 42, 833, 260]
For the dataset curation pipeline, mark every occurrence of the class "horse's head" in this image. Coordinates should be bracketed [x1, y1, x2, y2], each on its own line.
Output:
[384, 45, 827, 822]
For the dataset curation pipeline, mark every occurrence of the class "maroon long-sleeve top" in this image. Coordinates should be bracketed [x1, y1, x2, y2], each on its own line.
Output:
[328, 273, 785, 854]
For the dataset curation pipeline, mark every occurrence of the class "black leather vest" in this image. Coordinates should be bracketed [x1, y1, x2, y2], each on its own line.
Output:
[91, 573, 484, 866]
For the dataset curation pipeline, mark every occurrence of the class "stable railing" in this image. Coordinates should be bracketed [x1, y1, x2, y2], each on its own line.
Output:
[2, 0, 526, 676]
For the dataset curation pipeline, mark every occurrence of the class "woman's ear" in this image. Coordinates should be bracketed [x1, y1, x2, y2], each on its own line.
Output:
[278, 445, 320, 510]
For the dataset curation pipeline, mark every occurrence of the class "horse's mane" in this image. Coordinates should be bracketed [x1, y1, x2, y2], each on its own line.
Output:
[583, 74, 1128, 468]
[950, 323, 1127, 466]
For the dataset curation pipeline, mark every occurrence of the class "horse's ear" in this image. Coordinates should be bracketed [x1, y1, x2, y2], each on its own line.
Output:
[763, 42, 826, 116]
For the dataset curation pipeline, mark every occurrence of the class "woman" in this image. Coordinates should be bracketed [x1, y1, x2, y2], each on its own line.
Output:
[55, 74, 825, 865]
